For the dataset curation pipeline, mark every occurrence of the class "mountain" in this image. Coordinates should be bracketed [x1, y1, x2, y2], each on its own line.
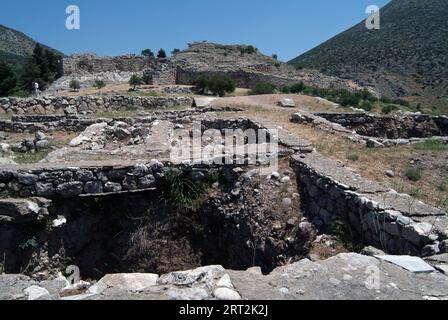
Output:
[0, 24, 64, 73]
[288, 0, 448, 112]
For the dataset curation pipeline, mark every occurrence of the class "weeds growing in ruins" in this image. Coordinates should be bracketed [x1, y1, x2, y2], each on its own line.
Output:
[413, 139, 448, 151]
[405, 167, 423, 182]
[328, 220, 359, 252]
[346, 151, 360, 162]
[14, 149, 52, 164]
[18, 236, 39, 251]
[161, 170, 208, 208]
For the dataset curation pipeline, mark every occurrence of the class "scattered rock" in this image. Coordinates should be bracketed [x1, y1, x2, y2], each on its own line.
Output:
[24, 285, 51, 300]
[214, 288, 241, 300]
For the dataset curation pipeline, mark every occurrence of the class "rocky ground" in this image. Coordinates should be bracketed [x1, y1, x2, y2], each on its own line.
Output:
[1, 253, 447, 300]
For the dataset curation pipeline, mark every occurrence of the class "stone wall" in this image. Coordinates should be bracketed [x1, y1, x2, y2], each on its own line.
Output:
[176, 67, 360, 92]
[143, 63, 177, 85]
[0, 162, 222, 199]
[291, 111, 448, 148]
[314, 113, 448, 139]
[0, 108, 242, 134]
[0, 95, 193, 116]
[291, 153, 447, 257]
[62, 54, 153, 76]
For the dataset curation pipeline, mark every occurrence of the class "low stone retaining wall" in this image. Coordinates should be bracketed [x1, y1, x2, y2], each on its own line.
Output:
[314, 112, 448, 139]
[0, 108, 243, 133]
[291, 153, 448, 257]
[0, 95, 193, 116]
[291, 112, 448, 148]
[0, 161, 223, 199]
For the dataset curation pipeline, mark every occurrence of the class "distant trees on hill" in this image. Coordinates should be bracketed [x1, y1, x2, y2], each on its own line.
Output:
[157, 49, 167, 59]
[141, 49, 155, 58]
[0, 43, 63, 97]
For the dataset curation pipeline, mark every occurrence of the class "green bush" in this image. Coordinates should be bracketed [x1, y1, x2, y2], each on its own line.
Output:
[69, 79, 81, 92]
[380, 96, 392, 104]
[10, 89, 29, 98]
[94, 79, 106, 92]
[161, 170, 207, 207]
[358, 100, 373, 111]
[280, 86, 291, 94]
[381, 104, 399, 114]
[290, 82, 305, 94]
[194, 74, 236, 97]
[171, 48, 181, 55]
[405, 167, 422, 182]
[249, 83, 276, 95]
[392, 98, 410, 107]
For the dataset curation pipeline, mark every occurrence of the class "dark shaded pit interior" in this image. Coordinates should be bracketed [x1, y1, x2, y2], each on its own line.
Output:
[0, 165, 317, 280]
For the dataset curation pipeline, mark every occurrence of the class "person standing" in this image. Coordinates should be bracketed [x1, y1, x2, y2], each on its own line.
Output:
[32, 81, 40, 95]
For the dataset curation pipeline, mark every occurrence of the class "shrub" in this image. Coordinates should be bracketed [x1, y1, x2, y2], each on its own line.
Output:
[129, 74, 143, 90]
[290, 82, 305, 94]
[280, 86, 291, 94]
[381, 104, 399, 114]
[193, 74, 236, 97]
[11, 89, 29, 98]
[380, 96, 392, 104]
[69, 79, 81, 92]
[171, 48, 181, 55]
[157, 49, 167, 59]
[358, 100, 373, 111]
[406, 167, 422, 182]
[272, 54, 278, 60]
[392, 98, 410, 107]
[249, 83, 276, 95]
[346, 151, 360, 161]
[161, 170, 207, 208]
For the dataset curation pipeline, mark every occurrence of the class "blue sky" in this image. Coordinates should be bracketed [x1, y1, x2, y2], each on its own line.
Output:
[0, 0, 390, 61]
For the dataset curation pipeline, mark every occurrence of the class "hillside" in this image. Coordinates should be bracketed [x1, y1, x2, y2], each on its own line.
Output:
[171, 41, 365, 92]
[288, 0, 448, 112]
[0, 24, 64, 73]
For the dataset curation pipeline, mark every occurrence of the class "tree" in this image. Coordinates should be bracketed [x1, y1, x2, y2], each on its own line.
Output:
[157, 49, 167, 59]
[207, 74, 236, 97]
[0, 62, 18, 97]
[193, 74, 236, 97]
[241, 45, 257, 54]
[94, 79, 106, 93]
[69, 79, 81, 92]
[171, 48, 181, 55]
[141, 49, 154, 58]
[272, 54, 278, 60]
[21, 44, 63, 91]
[129, 74, 143, 90]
